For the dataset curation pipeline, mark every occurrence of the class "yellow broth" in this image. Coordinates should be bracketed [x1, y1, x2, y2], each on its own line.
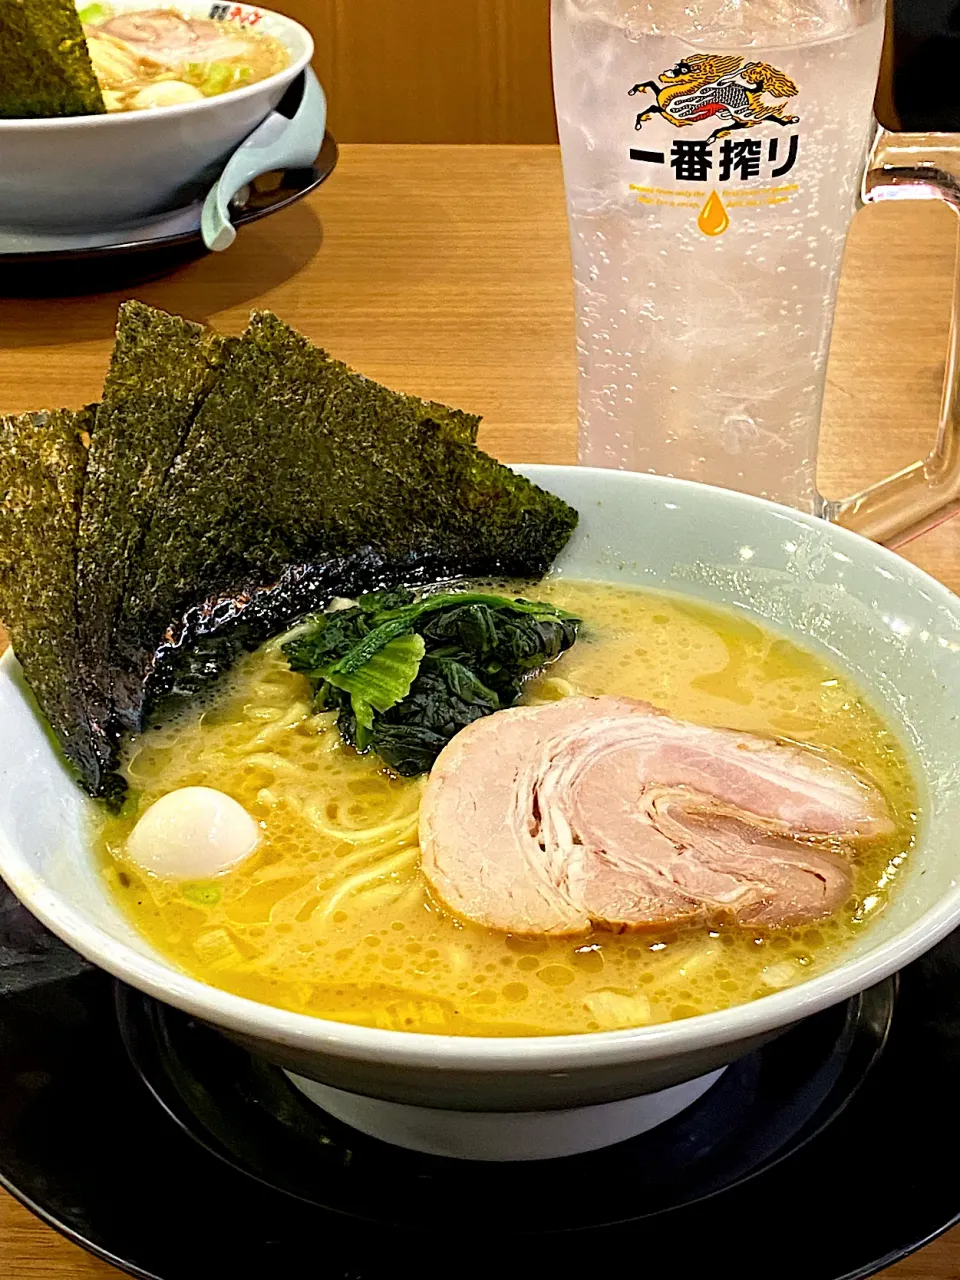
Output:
[95, 580, 919, 1036]
[84, 8, 290, 113]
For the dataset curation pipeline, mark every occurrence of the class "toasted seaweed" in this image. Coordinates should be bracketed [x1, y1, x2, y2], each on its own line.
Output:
[143, 549, 444, 720]
[409, 398, 479, 445]
[1, 306, 575, 803]
[114, 311, 576, 710]
[0, 406, 116, 792]
[0, 0, 105, 119]
[144, 558, 555, 730]
[77, 302, 237, 731]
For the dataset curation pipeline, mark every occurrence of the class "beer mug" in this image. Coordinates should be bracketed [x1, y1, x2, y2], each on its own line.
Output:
[553, 0, 960, 545]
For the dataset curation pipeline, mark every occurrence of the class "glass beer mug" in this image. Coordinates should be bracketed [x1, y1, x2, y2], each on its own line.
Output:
[553, 0, 960, 544]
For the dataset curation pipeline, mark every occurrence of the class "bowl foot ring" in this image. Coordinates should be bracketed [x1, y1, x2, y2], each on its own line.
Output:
[284, 1068, 726, 1161]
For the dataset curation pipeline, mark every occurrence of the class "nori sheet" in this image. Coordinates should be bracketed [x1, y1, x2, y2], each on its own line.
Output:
[2, 306, 574, 802]
[143, 549, 456, 722]
[113, 311, 576, 709]
[0, 406, 115, 792]
[0, 0, 105, 119]
[407, 396, 479, 445]
[77, 302, 236, 732]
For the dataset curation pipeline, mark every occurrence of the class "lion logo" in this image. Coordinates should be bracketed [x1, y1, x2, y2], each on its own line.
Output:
[628, 54, 799, 141]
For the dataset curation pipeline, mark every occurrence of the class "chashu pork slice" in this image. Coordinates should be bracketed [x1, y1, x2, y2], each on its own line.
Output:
[419, 696, 891, 937]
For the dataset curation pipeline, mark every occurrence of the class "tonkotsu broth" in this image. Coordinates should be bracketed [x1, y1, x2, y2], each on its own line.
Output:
[95, 580, 918, 1036]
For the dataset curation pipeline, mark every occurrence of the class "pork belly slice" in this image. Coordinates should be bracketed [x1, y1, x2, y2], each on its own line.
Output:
[419, 696, 890, 937]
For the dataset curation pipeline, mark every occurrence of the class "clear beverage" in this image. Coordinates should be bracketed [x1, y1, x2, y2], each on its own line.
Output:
[553, 0, 886, 511]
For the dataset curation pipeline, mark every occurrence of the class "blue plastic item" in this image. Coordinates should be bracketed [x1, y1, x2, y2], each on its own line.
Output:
[201, 66, 327, 253]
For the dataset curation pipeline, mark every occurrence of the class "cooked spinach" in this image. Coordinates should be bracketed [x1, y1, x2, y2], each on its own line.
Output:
[283, 588, 579, 774]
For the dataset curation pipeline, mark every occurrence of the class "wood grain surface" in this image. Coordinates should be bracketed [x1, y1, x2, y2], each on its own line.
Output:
[272, 0, 901, 144]
[284, 0, 558, 144]
[0, 144, 959, 1276]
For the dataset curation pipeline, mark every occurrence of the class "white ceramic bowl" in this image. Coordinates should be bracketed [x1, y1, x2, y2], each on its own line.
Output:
[0, 0, 313, 231]
[2, 466, 960, 1158]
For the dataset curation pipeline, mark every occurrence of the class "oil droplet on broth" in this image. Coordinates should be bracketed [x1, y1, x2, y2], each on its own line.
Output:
[698, 190, 729, 237]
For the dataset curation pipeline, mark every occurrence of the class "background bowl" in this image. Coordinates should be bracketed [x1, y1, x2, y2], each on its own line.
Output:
[0, 0, 313, 232]
[1, 466, 960, 1151]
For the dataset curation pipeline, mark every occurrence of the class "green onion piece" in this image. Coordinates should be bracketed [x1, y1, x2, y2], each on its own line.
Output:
[78, 3, 114, 23]
[200, 62, 238, 97]
[182, 883, 223, 907]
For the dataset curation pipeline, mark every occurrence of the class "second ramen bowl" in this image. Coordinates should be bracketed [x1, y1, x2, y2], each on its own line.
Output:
[0, 0, 314, 232]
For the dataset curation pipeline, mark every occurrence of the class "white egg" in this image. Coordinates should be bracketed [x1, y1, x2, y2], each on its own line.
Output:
[126, 787, 260, 880]
[130, 80, 204, 110]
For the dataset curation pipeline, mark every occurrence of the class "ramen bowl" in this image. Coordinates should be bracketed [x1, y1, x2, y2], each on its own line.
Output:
[1, 466, 959, 1161]
[0, 0, 313, 232]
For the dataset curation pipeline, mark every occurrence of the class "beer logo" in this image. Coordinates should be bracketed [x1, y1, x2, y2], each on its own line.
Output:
[626, 55, 801, 235]
[629, 55, 799, 141]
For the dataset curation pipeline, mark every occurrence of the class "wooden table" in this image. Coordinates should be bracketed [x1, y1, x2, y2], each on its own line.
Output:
[1, 144, 959, 1277]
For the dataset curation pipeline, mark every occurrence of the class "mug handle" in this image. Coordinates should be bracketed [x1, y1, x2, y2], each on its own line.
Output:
[825, 128, 960, 546]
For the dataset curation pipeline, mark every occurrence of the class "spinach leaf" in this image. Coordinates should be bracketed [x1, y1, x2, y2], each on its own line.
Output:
[323, 632, 426, 751]
[283, 588, 579, 774]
